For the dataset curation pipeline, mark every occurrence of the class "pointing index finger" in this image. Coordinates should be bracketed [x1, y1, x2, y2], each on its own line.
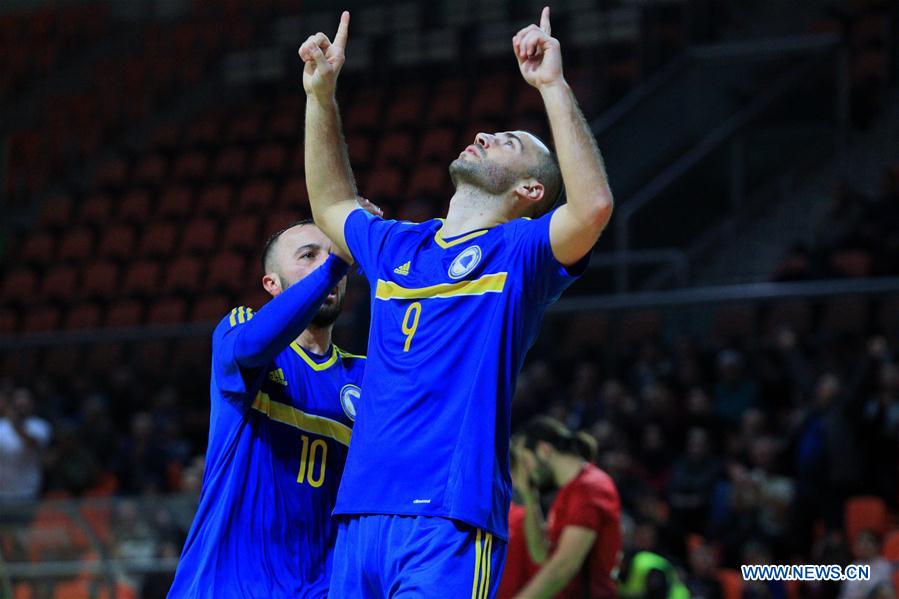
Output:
[334, 11, 350, 51]
[540, 6, 551, 36]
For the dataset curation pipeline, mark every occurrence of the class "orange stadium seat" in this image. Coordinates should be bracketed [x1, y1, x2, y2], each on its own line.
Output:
[105, 300, 144, 327]
[266, 111, 300, 140]
[512, 87, 545, 117]
[213, 145, 248, 179]
[365, 167, 404, 202]
[264, 212, 298, 237]
[845, 496, 888, 542]
[207, 252, 247, 292]
[163, 255, 203, 293]
[122, 261, 161, 295]
[21, 305, 61, 333]
[346, 133, 374, 167]
[96, 225, 135, 261]
[133, 153, 168, 186]
[251, 143, 287, 176]
[471, 77, 510, 119]
[149, 122, 181, 149]
[386, 85, 425, 128]
[172, 149, 209, 181]
[191, 293, 231, 322]
[427, 79, 466, 124]
[41, 265, 79, 301]
[197, 183, 234, 217]
[238, 179, 275, 211]
[80, 261, 118, 299]
[346, 91, 383, 132]
[419, 128, 455, 160]
[38, 194, 73, 229]
[58, 228, 95, 263]
[157, 185, 193, 219]
[180, 218, 218, 254]
[718, 569, 742, 599]
[1, 267, 38, 303]
[19, 231, 56, 266]
[139, 222, 178, 259]
[118, 189, 152, 224]
[185, 116, 220, 146]
[78, 193, 113, 226]
[227, 113, 263, 143]
[64, 302, 103, 330]
[147, 297, 188, 324]
[222, 217, 260, 252]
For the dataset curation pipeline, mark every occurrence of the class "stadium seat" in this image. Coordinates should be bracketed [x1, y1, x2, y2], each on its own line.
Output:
[64, 302, 103, 330]
[419, 128, 455, 160]
[38, 194, 73, 229]
[0, 309, 16, 334]
[407, 163, 447, 198]
[207, 252, 247, 292]
[346, 133, 374, 168]
[19, 231, 55, 266]
[41, 265, 78, 301]
[365, 167, 404, 202]
[427, 79, 466, 124]
[184, 115, 220, 146]
[1, 267, 38, 303]
[251, 143, 287, 176]
[163, 255, 204, 293]
[96, 225, 135, 261]
[78, 192, 113, 226]
[172, 149, 209, 181]
[179, 218, 218, 254]
[266, 111, 300, 140]
[197, 183, 234, 218]
[213, 145, 248, 179]
[845, 496, 888, 542]
[278, 176, 308, 209]
[345, 91, 382, 132]
[226, 113, 263, 143]
[118, 189, 152, 224]
[133, 153, 168, 186]
[377, 131, 415, 166]
[147, 297, 188, 324]
[94, 156, 129, 188]
[157, 185, 194, 219]
[238, 179, 275, 211]
[122, 261, 161, 296]
[264, 212, 298, 238]
[471, 76, 510, 119]
[58, 228, 95, 263]
[191, 293, 231, 322]
[105, 300, 144, 327]
[80, 261, 118, 299]
[21, 305, 62, 332]
[385, 85, 425, 128]
[149, 122, 181, 149]
[139, 222, 178, 258]
[222, 217, 260, 252]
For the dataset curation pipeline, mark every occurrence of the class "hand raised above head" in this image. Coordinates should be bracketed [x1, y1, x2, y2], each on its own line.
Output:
[512, 7, 565, 90]
[298, 11, 351, 99]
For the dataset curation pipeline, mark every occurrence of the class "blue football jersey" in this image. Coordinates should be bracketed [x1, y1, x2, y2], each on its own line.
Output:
[333, 208, 587, 540]
[168, 307, 365, 598]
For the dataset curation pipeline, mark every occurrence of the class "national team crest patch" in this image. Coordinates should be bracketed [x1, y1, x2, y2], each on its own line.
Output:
[339, 384, 360, 421]
[448, 245, 482, 280]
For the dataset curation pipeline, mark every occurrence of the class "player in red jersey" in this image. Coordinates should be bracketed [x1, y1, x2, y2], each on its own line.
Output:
[513, 417, 623, 599]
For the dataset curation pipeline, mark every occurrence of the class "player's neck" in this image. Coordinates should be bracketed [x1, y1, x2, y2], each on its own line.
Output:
[442, 185, 512, 237]
[553, 454, 586, 488]
[296, 325, 332, 356]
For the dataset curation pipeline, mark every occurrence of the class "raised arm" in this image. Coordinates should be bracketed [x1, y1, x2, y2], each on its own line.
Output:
[299, 12, 360, 261]
[514, 7, 614, 266]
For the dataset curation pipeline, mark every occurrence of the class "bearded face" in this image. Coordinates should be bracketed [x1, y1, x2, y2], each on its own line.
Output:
[449, 154, 524, 196]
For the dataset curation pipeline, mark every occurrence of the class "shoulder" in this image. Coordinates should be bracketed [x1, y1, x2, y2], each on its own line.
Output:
[336, 346, 366, 362]
[212, 306, 256, 341]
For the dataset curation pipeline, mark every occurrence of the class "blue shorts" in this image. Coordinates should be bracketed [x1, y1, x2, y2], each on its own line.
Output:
[328, 514, 507, 599]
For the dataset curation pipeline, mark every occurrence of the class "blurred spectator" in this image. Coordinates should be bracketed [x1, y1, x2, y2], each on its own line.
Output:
[714, 350, 758, 426]
[0, 387, 52, 504]
[837, 530, 894, 599]
[44, 419, 99, 495]
[685, 541, 724, 599]
[668, 427, 722, 535]
[113, 412, 168, 495]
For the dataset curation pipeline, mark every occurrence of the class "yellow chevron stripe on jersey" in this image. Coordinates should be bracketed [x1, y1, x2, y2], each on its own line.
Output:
[290, 343, 340, 371]
[375, 272, 507, 301]
[252, 392, 352, 446]
[434, 222, 490, 248]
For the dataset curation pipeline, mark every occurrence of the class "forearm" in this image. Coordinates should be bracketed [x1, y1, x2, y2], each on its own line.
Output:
[521, 491, 550, 564]
[233, 255, 348, 368]
[515, 554, 580, 598]
[541, 82, 613, 224]
[304, 95, 358, 250]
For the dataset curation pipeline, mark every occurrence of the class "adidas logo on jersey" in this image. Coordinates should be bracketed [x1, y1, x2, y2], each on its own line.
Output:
[393, 261, 411, 276]
[268, 369, 288, 386]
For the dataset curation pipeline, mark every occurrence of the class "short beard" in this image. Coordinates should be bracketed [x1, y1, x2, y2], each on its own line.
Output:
[449, 157, 521, 195]
[311, 297, 342, 327]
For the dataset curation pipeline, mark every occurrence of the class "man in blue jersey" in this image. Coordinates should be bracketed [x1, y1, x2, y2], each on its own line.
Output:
[299, 7, 613, 598]
[168, 220, 369, 598]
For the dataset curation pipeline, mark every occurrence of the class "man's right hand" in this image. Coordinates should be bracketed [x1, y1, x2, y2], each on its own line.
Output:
[298, 11, 350, 100]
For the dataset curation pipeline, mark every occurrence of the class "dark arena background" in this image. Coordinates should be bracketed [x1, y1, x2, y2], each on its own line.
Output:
[1, 0, 898, 597]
